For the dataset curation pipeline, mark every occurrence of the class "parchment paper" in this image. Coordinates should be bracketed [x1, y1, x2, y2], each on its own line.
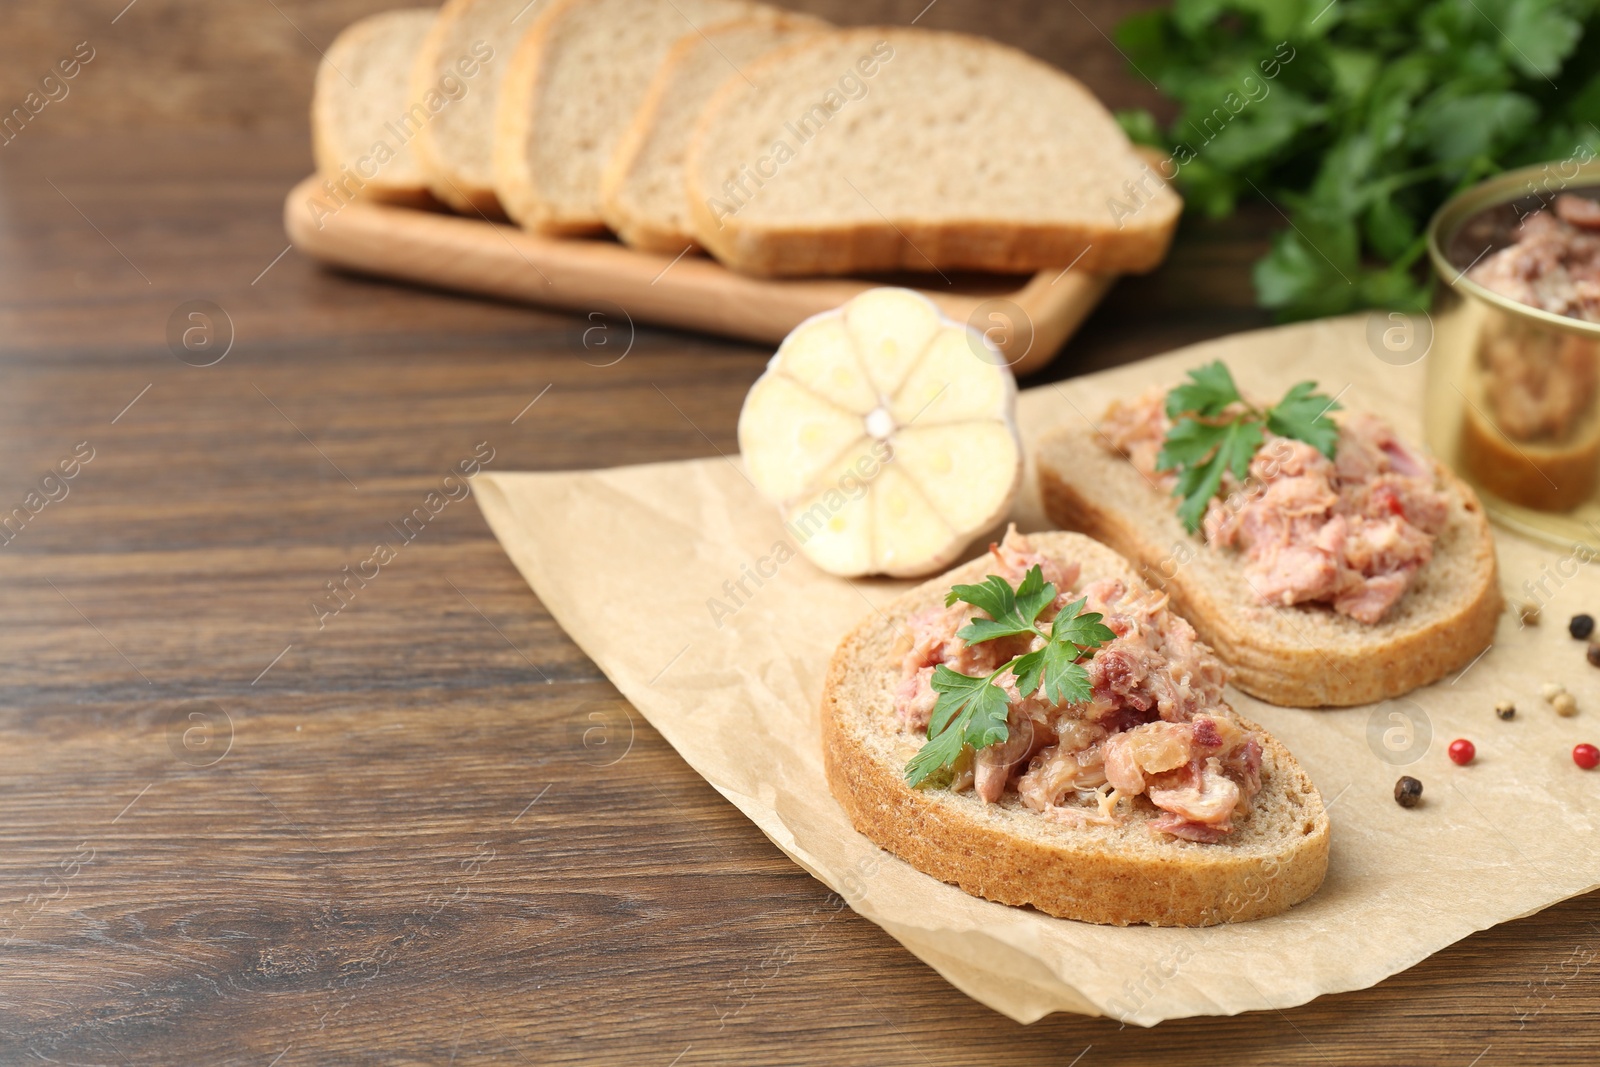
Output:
[474, 316, 1600, 1025]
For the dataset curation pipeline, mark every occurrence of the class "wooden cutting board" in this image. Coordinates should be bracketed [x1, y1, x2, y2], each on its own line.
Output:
[282, 175, 1114, 375]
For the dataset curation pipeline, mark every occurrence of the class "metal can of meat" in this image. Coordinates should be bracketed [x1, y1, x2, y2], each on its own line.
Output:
[1425, 159, 1600, 548]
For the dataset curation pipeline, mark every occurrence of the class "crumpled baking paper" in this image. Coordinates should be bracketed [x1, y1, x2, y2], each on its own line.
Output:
[473, 316, 1600, 1025]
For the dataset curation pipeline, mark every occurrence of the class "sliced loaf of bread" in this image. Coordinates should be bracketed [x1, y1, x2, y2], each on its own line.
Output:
[494, 0, 769, 234]
[823, 531, 1330, 927]
[684, 27, 1181, 277]
[408, 0, 553, 218]
[312, 9, 440, 207]
[600, 13, 829, 254]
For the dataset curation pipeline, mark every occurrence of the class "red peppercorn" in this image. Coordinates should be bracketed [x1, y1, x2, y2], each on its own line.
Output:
[1448, 738, 1476, 766]
[1576, 743, 1600, 770]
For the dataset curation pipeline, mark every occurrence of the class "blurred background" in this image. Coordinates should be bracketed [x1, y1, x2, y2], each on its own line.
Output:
[11, 3, 1600, 1063]
[2, 0, 1265, 374]
[0, 1, 1168, 131]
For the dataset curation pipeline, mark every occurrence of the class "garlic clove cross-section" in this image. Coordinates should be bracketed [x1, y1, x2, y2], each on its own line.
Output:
[737, 288, 1022, 578]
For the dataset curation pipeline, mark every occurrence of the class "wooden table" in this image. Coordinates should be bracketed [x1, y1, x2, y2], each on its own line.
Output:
[1, 121, 1596, 1067]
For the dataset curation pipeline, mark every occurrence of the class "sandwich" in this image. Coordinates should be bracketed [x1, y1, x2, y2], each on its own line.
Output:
[822, 527, 1330, 926]
[1037, 362, 1501, 707]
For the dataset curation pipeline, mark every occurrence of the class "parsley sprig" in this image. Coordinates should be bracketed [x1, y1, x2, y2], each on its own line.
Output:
[904, 565, 1117, 788]
[1156, 361, 1341, 533]
[1114, 1, 1600, 321]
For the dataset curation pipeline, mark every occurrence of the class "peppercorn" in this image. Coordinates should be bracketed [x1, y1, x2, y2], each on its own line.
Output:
[1520, 602, 1541, 626]
[1572, 613, 1595, 640]
[1543, 682, 1568, 701]
[1576, 744, 1600, 770]
[1449, 738, 1476, 765]
[1588, 643, 1600, 669]
[1394, 776, 1424, 808]
[1495, 700, 1516, 721]
[1554, 692, 1579, 718]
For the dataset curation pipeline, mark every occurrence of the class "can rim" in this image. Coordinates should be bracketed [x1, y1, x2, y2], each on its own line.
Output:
[1425, 158, 1600, 339]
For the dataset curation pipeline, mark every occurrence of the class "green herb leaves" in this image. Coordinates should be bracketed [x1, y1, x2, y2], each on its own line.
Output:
[1113, 0, 1600, 320]
[904, 666, 1012, 788]
[1164, 359, 1244, 419]
[1267, 380, 1341, 456]
[905, 567, 1116, 787]
[945, 567, 1056, 645]
[1162, 417, 1266, 534]
[1156, 361, 1341, 533]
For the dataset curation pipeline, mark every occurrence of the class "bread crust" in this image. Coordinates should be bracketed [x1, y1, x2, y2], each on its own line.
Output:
[693, 212, 1176, 278]
[1037, 425, 1504, 708]
[821, 531, 1330, 927]
[684, 28, 1180, 278]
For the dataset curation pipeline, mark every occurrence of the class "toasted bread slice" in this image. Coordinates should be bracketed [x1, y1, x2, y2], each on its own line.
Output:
[600, 13, 829, 254]
[822, 531, 1330, 927]
[1037, 423, 1503, 708]
[312, 9, 440, 207]
[494, 0, 768, 234]
[408, 0, 552, 218]
[684, 27, 1180, 277]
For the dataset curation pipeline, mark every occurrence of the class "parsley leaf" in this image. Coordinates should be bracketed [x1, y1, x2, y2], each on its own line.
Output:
[929, 666, 1011, 746]
[905, 572, 1117, 787]
[1050, 597, 1119, 651]
[1015, 640, 1094, 707]
[1266, 381, 1341, 457]
[1165, 361, 1243, 420]
[1157, 362, 1339, 533]
[1160, 411, 1266, 533]
[947, 565, 1056, 645]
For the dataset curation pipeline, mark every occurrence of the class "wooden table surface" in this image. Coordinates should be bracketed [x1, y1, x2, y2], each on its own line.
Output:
[2, 6, 1599, 1065]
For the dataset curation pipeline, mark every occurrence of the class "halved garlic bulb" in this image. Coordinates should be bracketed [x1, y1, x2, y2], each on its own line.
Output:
[738, 288, 1022, 577]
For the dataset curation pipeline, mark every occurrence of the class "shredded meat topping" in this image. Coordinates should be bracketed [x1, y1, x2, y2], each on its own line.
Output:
[894, 527, 1257, 841]
[1098, 393, 1451, 624]
[1465, 198, 1600, 442]
[1470, 195, 1600, 322]
[1476, 314, 1598, 443]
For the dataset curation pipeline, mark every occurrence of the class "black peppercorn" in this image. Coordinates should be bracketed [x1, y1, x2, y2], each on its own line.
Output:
[1394, 776, 1423, 808]
[1589, 643, 1600, 668]
[1571, 613, 1595, 640]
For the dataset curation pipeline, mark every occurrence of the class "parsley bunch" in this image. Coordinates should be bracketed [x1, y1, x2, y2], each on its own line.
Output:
[1115, 0, 1600, 320]
[904, 566, 1117, 787]
[1157, 361, 1341, 532]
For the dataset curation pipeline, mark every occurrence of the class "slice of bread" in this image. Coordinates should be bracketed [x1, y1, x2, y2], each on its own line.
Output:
[494, 0, 768, 234]
[312, 9, 440, 207]
[600, 14, 829, 254]
[822, 531, 1330, 927]
[1037, 423, 1503, 709]
[683, 27, 1181, 277]
[409, 0, 554, 218]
